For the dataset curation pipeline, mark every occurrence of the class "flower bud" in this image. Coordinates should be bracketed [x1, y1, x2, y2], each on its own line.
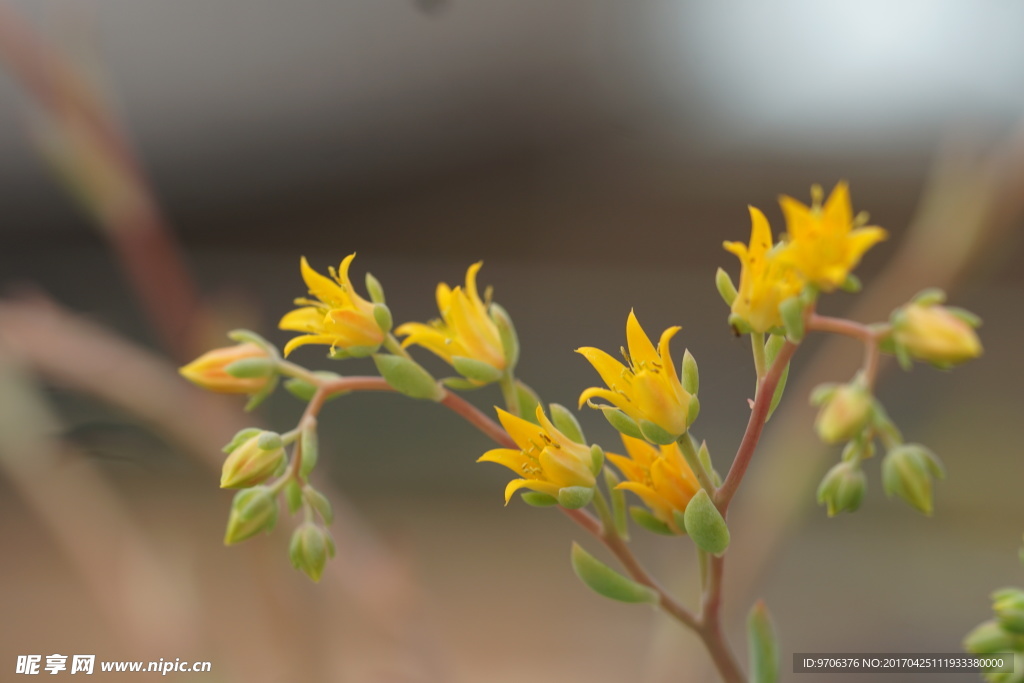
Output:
[964, 620, 1017, 655]
[816, 461, 866, 516]
[892, 302, 982, 367]
[220, 433, 286, 489]
[289, 523, 334, 582]
[814, 382, 873, 444]
[180, 343, 274, 394]
[224, 486, 278, 545]
[882, 443, 945, 515]
[994, 588, 1024, 635]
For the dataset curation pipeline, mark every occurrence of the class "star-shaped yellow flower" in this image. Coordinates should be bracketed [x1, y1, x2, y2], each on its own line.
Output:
[607, 435, 700, 534]
[395, 262, 507, 377]
[723, 206, 803, 333]
[478, 405, 597, 503]
[279, 254, 385, 357]
[577, 311, 691, 442]
[778, 181, 887, 292]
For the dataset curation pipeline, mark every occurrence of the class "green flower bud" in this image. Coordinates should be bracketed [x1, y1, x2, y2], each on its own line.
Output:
[373, 354, 444, 401]
[224, 486, 278, 545]
[814, 382, 873, 444]
[220, 434, 286, 489]
[683, 489, 730, 555]
[964, 620, 1017, 655]
[289, 523, 334, 582]
[882, 443, 944, 515]
[816, 461, 866, 516]
[994, 589, 1024, 635]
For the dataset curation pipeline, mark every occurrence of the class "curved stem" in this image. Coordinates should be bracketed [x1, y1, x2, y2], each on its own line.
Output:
[716, 340, 799, 515]
[807, 314, 887, 389]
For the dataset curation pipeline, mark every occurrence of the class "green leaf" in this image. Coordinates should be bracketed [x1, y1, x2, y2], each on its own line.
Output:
[630, 507, 675, 535]
[557, 486, 595, 510]
[373, 303, 393, 334]
[681, 350, 699, 395]
[515, 381, 542, 424]
[373, 354, 443, 400]
[715, 267, 738, 307]
[747, 600, 780, 683]
[604, 469, 628, 540]
[284, 480, 303, 515]
[638, 419, 677, 445]
[303, 486, 333, 524]
[222, 427, 262, 454]
[766, 361, 790, 422]
[451, 356, 504, 384]
[683, 489, 730, 555]
[490, 303, 520, 371]
[601, 407, 643, 439]
[521, 491, 559, 507]
[779, 297, 805, 342]
[570, 542, 659, 604]
[364, 272, 386, 304]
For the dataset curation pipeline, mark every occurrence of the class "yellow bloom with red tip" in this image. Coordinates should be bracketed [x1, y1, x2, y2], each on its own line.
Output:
[395, 262, 507, 375]
[607, 435, 700, 533]
[478, 406, 596, 504]
[179, 343, 272, 394]
[279, 254, 385, 357]
[577, 311, 691, 440]
[723, 206, 803, 333]
[778, 181, 887, 291]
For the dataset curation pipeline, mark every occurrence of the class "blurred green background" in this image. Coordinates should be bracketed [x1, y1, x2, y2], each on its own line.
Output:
[1, 1, 1023, 681]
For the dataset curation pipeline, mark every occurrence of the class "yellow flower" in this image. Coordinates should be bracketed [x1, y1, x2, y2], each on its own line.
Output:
[723, 206, 804, 333]
[577, 311, 691, 441]
[179, 343, 272, 394]
[778, 181, 887, 291]
[395, 262, 506, 375]
[478, 406, 597, 503]
[893, 303, 982, 367]
[279, 254, 385, 357]
[607, 435, 700, 533]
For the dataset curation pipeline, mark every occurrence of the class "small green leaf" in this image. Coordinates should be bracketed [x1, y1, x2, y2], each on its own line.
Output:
[630, 507, 675, 535]
[490, 303, 520, 371]
[766, 361, 790, 422]
[684, 489, 730, 555]
[570, 542, 659, 604]
[373, 354, 444, 400]
[451, 356, 504, 384]
[681, 350, 699, 395]
[257, 431, 283, 450]
[515, 381, 542, 424]
[779, 297, 805, 342]
[521, 491, 559, 507]
[638, 420, 677, 446]
[223, 427, 262, 454]
[300, 422, 318, 478]
[373, 303, 393, 334]
[601, 407, 643, 439]
[303, 486, 333, 524]
[604, 470, 628, 540]
[715, 267, 738, 307]
[747, 600, 780, 683]
[284, 480, 303, 515]
[364, 272, 386, 304]
[549, 403, 585, 444]
[558, 486, 595, 510]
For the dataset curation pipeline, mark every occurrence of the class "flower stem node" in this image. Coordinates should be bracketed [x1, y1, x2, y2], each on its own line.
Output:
[224, 486, 279, 545]
[220, 433, 286, 489]
[683, 489, 730, 555]
[372, 354, 444, 401]
[890, 299, 983, 368]
[289, 523, 335, 583]
[816, 461, 867, 516]
[882, 443, 945, 515]
[813, 380, 873, 444]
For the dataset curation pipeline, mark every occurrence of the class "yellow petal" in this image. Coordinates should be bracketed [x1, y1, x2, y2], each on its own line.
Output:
[477, 448, 529, 473]
[283, 334, 338, 357]
[606, 452, 646, 484]
[503, 478, 561, 504]
[617, 481, 674, 521]
[577, 386, 631, 413]
[300, 257, 346, 306]
[626, 310, 659, 368]
[496, 407, 545, 451]
[620, 434, 658, 467]
[538, 447, 594, 489]
[279, 306, 326, 332]
[823, 181, 852, 229]
[576, 346, 628, 392]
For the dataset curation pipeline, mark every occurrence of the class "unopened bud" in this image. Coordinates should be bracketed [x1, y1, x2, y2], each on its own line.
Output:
[220, 433, 286, 488]
[994, 588, 1024, 635]
[289, 523, 334, 582]
[814, 382, 873, 444]
[964, 620, 1017, 655]
[892, 302, 982, 367]
[224, 486, 278, 545]
[816, 461, 866, 516]
[882, 443, 944, 515]
[180, 343, 274, 394]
